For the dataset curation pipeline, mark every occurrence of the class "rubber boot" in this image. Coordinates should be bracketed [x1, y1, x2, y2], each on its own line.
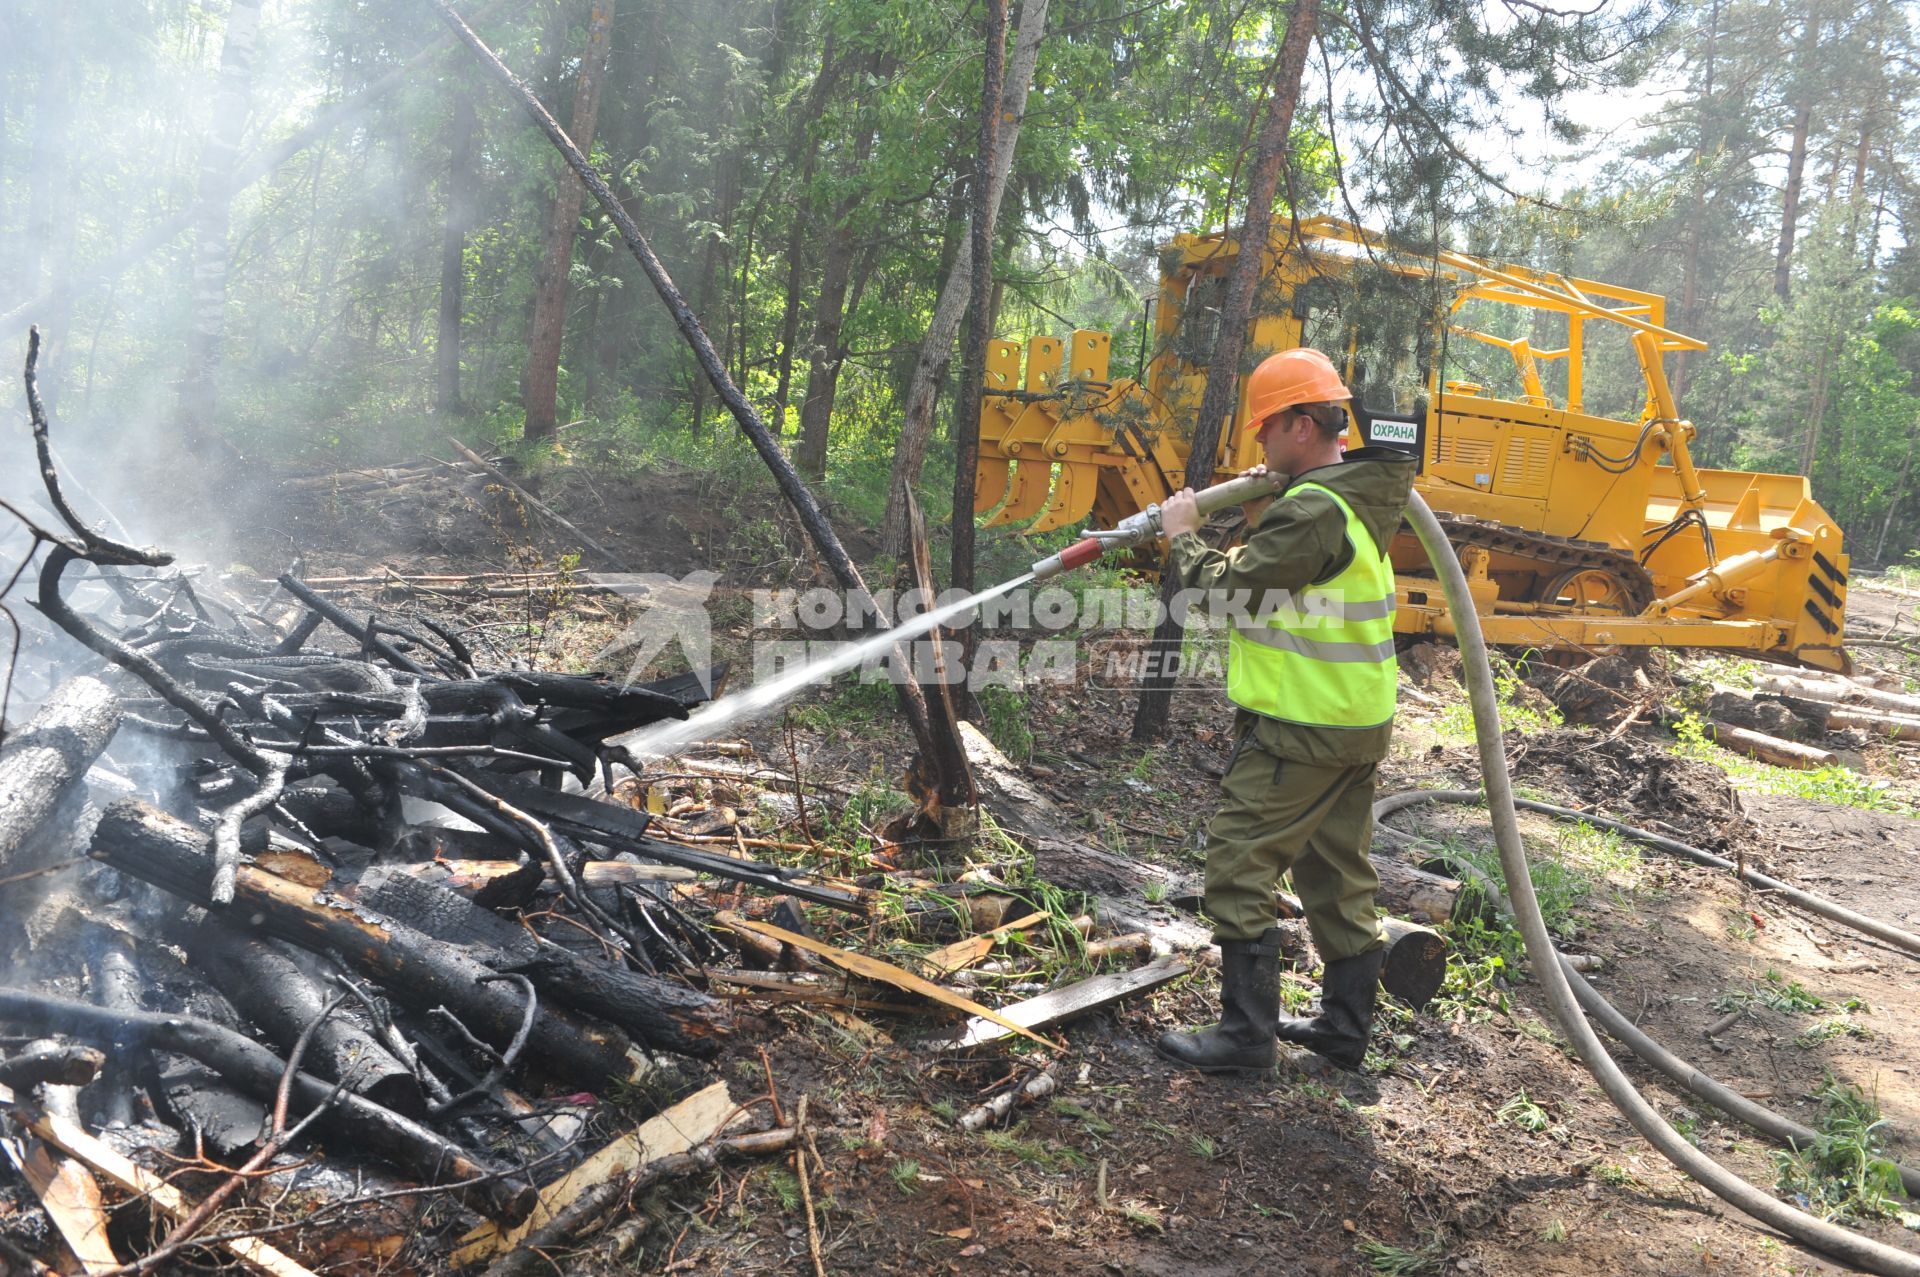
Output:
[1155, 929, 1281, 1073]
[1273, 947, 1385, 1070]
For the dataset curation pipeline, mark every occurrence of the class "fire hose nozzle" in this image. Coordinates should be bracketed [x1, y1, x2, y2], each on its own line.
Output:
[1024, 472, 1287, 581]
[1029, 536, 1108, 581]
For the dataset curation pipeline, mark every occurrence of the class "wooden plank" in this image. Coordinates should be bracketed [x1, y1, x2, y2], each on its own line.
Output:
[0, 1085, 317, 1277]
[917, 911, 1051, 978]
[945, 956, 1189, 1051]
[451, 1080, 735, 1266]
[8, 1138, 117, 1272]
[720, 917, 1064, 1051]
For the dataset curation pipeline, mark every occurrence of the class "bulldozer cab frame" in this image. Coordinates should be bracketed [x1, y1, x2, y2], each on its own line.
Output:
[975, 217, 1851, 672]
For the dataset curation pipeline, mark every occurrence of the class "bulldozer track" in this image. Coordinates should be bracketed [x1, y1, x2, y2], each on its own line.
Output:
[1430, 513, 1657, 616]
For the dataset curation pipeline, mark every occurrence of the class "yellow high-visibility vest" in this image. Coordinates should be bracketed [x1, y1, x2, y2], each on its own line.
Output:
[1225, 482, 1398, 729]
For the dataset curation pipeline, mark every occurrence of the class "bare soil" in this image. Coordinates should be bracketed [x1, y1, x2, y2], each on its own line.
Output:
[213, 463, 1920, 1276]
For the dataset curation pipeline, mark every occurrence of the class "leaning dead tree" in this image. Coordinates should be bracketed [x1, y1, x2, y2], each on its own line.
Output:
[428, 0, 977, 822]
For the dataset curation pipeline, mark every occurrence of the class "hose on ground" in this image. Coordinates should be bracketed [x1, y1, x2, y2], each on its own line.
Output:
[1405, 489, 1920, 1276]
[1375, 789, 1920, 1199]
[1375, 790, 1920, 961]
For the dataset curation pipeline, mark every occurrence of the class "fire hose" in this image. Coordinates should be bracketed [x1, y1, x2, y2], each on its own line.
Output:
[1032, 474, 1920, 1271]
[1402, 489, 1920, 1276]
[1376, 787, 1920, 1200]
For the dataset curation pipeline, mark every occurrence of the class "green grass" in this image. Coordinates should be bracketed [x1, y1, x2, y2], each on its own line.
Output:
[767, 1168, 803, 1212]
[977, 684, 1034, 762]
[1435, 657, 1562, 741]
[814, 775, 916, 859]
[1593, 1163, 1644, 1190]
[1772, 1077, 1909, 1223]
[1794, 1015, 1873, 1049]
[1431, 833, 1592, 944]
[1670, 711, 1908, 813]
[889, 1159, 922, 1195]
[1717, 968, 1828, 1016]
[1356, 1233, 1447, 1275]
[1429, 924, 1516, 1023]
[1496, 1091, 1552, 1133]
[1048, 1099, 1115, 1135]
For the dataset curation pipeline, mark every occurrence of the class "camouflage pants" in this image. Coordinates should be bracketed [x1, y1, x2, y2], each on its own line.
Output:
[1202, 730, 1385, 961]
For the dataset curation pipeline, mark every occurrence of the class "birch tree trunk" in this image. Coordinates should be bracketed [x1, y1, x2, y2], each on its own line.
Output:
[881, 0, 1052, 555]
[521, 0, 617, 443]
[177, 0, 262, 462]
[1132, 0, 1322, 742]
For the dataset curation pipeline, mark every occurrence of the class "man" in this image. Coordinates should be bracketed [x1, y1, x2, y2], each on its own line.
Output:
[1154, 347, 1417, 1073]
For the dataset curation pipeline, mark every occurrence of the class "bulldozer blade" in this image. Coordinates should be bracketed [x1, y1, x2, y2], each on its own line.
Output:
[1028, 461, 1099, 533]
[974, 457, 1012, 514]
[986, 460, 1054, 527]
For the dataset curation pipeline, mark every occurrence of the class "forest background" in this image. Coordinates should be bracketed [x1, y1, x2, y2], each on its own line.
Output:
[1, 0, 1916, 570]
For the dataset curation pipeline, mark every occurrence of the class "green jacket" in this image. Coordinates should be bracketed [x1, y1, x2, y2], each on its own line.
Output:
[1168, 446, 1419, 766]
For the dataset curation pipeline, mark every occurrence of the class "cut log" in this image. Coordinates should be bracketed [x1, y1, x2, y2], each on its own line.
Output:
[153, 1056, 270, 1157]
[91, 799, 648, 1084]
[1820, 706, 1920, 741]
[945, 955, 1190, 1050]
[1084, 931, 1152, 964]
[1378, 918, 1449, 1011]
[1709, 720, 1841, 769]
[185, 921, 426, 1116]
[1754, 671, 1920, 718]
[0, 677, 119, 867]
[1370, 857, 1465, 926]
[81, 923, 143, 1128]
[0, 992, 535, 1224]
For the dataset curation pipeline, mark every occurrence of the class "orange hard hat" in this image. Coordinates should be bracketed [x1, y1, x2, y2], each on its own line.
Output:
[1244, 348, 1351, 429]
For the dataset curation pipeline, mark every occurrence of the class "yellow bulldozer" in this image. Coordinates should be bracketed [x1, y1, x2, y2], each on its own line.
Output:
[975, 217, 1851, 672]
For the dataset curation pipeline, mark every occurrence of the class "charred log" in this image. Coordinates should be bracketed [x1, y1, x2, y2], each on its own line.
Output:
[342, 863, 732, 1058]
[185, 921, 427, 1116]
[0, 987, 536, 1224]
[92, 799, 649, 1082]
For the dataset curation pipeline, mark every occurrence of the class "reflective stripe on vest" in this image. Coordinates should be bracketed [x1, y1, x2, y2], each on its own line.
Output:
[1225, 482, 1398, 729]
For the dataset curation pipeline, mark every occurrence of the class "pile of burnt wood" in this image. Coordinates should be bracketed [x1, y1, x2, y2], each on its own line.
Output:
[0, 559, 852, 1264]
[0, 346, 863, 1273]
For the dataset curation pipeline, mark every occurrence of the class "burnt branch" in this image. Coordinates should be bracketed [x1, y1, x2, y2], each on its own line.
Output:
[22, 328, 169, 568]
[210, 748, 291, 903]
[429, 973, 537, 1116]
[37, 546, 273, 773]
